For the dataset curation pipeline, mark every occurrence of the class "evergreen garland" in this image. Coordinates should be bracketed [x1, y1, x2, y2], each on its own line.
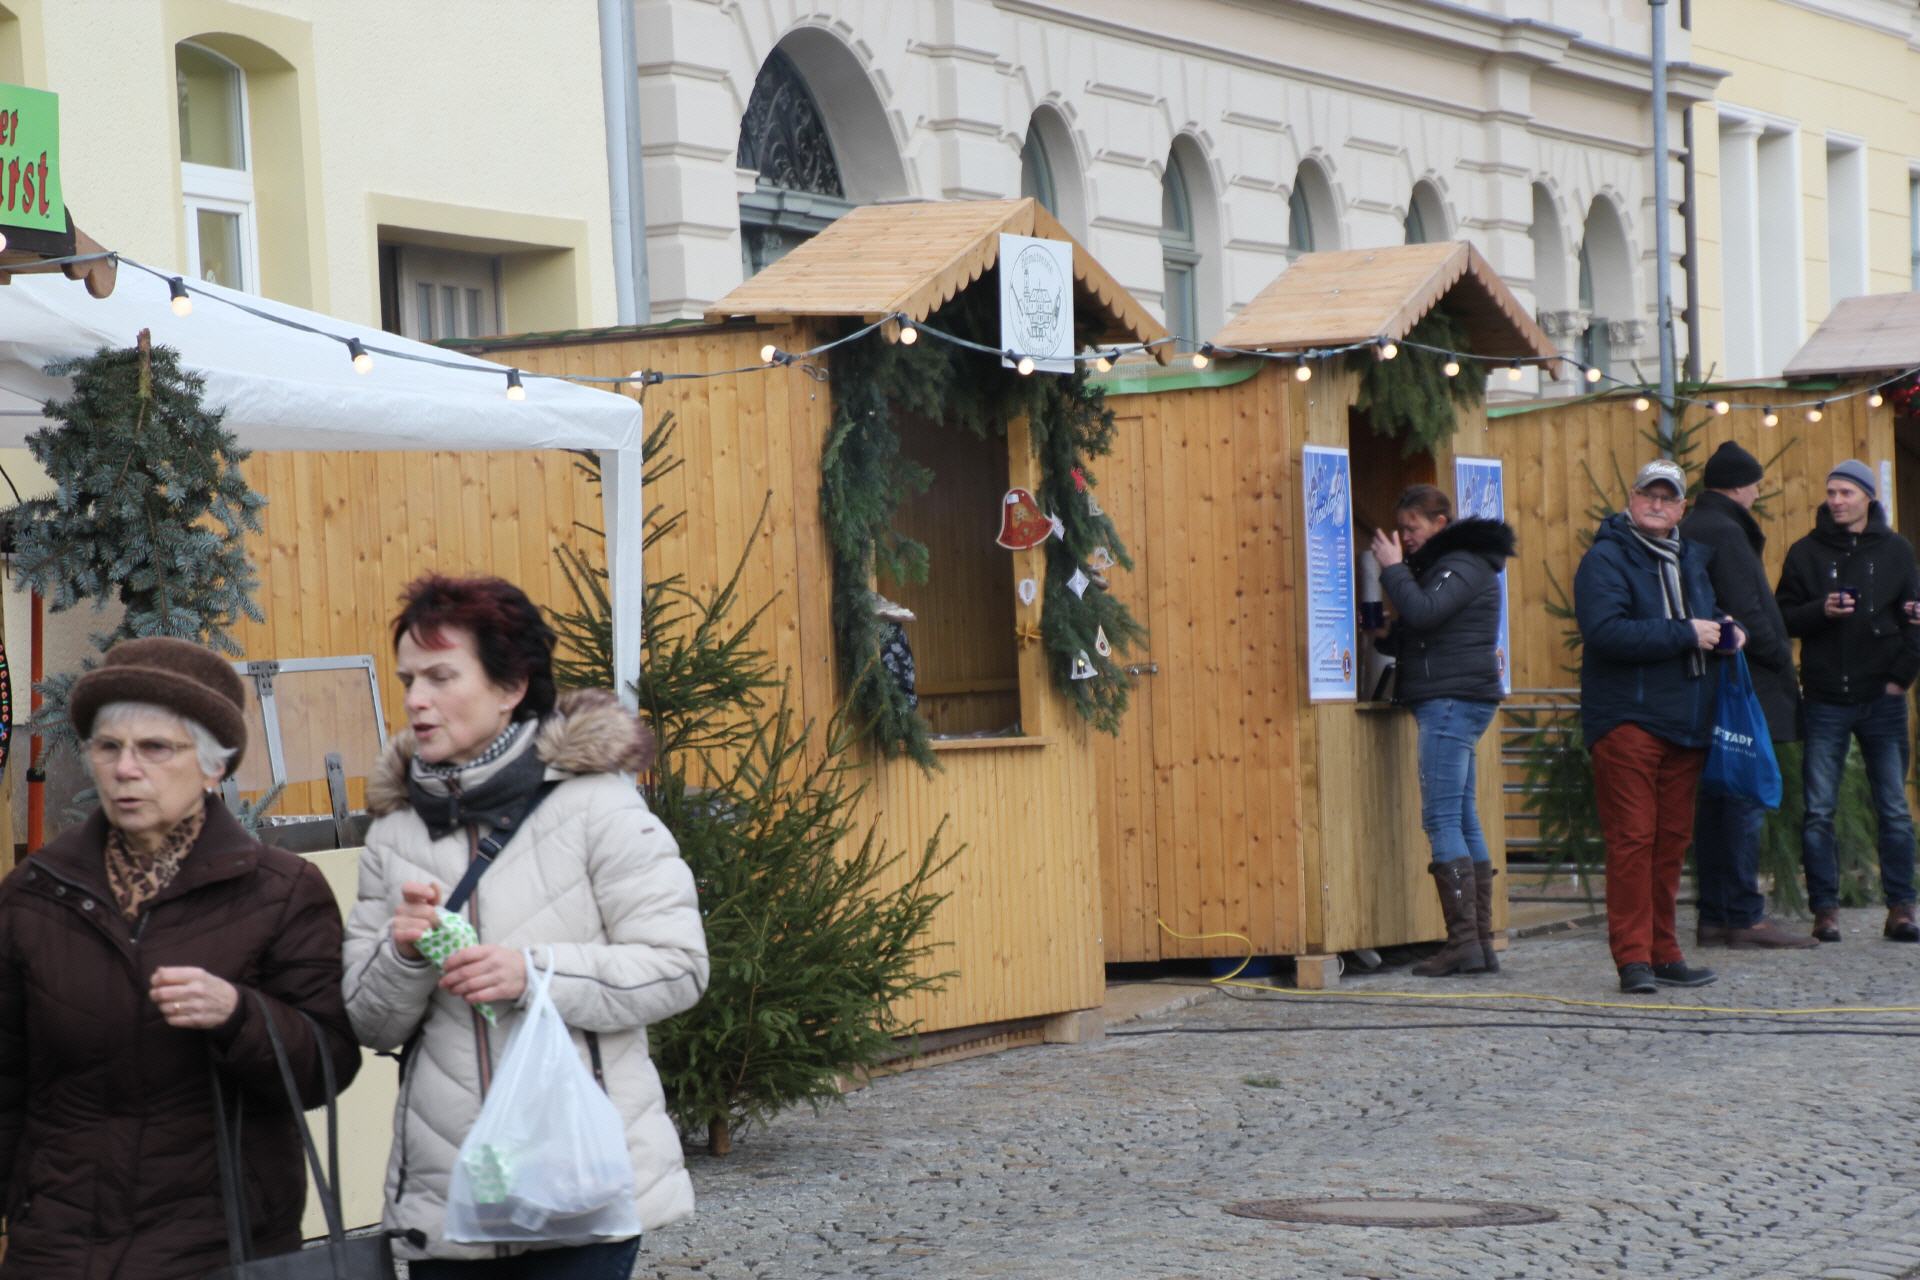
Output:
[1347, 308, 1487, 456]
[820, 283, 1146, 761]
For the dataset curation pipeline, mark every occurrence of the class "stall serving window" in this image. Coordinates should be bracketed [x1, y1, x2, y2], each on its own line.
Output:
[876, 415, 1021, 738]
[1350, 404, 1437, 702]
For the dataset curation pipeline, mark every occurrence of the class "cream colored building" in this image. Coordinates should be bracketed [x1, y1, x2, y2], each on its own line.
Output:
[1691, 0, 1920, 381]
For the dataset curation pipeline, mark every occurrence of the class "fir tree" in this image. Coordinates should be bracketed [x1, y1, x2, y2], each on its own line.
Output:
[550, 419, 956, 1155]
[3, 334, 266, 763]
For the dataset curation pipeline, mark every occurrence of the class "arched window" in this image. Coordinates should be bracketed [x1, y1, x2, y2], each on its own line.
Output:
[1530, 183, 1570, 315]
[1020, 129, 1056, 215]
[176, 42, 257, 291]
[1577, 240, 1609, 376]
[1579, 197, 1635, 380]
[736, 47, 850, 276]
[1288, 185, 1315, 256]
[1161, 152, 1199, 351]
[1288, 161, 1339, 259]
[1404, 182, 1448, 245]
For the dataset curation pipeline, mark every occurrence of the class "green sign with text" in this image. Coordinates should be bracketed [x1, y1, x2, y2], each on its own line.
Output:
[0, 83, 62, 234]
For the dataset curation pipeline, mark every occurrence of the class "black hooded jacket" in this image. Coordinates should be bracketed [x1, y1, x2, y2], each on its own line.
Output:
[1378, 517, 1516, 704]
[1679, 490, 1800, 741]
[1776, 501, 1920, 704]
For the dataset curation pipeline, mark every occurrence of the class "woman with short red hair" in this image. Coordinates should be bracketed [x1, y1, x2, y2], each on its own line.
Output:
[342, 574, 707, 1277]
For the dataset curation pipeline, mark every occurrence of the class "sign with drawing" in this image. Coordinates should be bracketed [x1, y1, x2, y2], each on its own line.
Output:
[1302, 444, 1357, 702]
[998, 233, 1074, 374]
[1453, 455, 1512, 696]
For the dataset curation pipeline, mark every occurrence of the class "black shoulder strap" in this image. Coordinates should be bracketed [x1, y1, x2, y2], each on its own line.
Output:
[444, 779, 563, 914]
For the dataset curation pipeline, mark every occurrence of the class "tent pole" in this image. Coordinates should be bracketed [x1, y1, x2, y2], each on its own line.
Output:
[26, 589, 41, 852]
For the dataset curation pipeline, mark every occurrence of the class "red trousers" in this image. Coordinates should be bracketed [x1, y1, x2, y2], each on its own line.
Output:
[1590, 722, 1706, 968]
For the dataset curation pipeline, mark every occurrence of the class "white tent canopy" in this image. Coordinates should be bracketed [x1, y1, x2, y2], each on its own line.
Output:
[0, 263, 646, 703]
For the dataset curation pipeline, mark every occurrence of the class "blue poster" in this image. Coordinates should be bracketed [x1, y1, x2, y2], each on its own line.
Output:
[1302, 444, 1357, 702]
[1453, 455, 1512, 697]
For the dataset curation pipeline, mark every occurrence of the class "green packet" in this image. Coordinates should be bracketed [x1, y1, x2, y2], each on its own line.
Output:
[417, 908, 498, 1025]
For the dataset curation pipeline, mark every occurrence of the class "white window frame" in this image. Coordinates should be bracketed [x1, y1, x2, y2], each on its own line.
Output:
[1824, 132, 1869, 304]
[178, 42, 260, 293]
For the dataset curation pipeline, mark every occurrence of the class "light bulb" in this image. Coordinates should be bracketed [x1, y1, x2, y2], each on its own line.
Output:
[347, 337, 372, 374]
[628, 369, 646, 385]
[1633, 396, 1652, 413]
[506, 369, 526, 401]
[1807, 404, 1824, 423]
[760, 343, 779, 364]
[0, 230, 9, 252]
[169, 277, 193, 317]
[1506, 363, 1524, 382]
[1378, 340, 1398, 361]
[1763, 408, 1778, 427]
[1869, 392, 1885, 408]
[1585, 365, 1602, 384]
[1294, 362, 1313, 382]
[1094, 354, 1113, 374]
[900, 325, 918, 346]
[1191, 350, 1210, 370]
[1442, 358, 1461, 378]
[1712, 400, 1731, 416]
[1016, 355, 1036, 376]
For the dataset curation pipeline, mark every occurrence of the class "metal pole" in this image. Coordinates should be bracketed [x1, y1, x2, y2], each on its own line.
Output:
[1650, 0, 1677, 450]
[598, 0, 651, 324]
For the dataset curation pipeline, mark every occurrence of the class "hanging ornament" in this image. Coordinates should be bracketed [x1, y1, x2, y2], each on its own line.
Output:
[1094, 625, 1111, 658]
[1070, 650, 1098, 680]
[1086, 546, 1116, 573]
[1086, 493, 1103, 517]
[1016, 623, 1043, 648]
[1017, 577, 1039, 606]
[1048, 512, 1066, 541]
[996, 488, 1052, 550]
[1066, 568, 1090, 598]
[1071, 467, 1089, 492]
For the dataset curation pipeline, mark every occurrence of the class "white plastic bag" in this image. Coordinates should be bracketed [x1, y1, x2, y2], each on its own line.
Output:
[444, 952, 641, 1243]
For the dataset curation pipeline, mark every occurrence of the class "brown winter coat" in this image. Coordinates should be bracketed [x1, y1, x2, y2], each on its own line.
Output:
[0, 797, 362, 1280]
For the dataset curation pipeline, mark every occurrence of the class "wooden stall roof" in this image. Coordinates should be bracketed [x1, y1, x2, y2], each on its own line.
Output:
[0, 223, 115, 299]
[1211, 241, 1558, 369]
[1783, 292, 1920, 379]
[705, 198, 1171, 361]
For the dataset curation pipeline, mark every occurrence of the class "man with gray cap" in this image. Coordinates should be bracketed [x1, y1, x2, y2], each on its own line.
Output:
[1777, 459, 1920, 943]
[1576, 458, 1730, 993]
[1680, 441, 1815, 951]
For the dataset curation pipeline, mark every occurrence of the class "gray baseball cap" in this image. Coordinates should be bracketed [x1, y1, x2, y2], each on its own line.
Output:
[1631, 459, 1686, 496]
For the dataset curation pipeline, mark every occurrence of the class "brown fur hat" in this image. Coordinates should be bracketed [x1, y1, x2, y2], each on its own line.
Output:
[69, 637, 248, 775]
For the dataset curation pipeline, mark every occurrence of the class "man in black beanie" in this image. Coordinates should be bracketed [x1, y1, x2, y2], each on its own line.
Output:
[1680, 442, 1816, 950]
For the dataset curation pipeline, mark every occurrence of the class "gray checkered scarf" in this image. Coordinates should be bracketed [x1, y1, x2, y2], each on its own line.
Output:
[1629, 525, 1705, 678]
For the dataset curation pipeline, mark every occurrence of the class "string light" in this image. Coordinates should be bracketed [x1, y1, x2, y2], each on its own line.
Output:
[899, 323, 918, 345]
[346, 337, 372, 374]
[1506, 362, 1524, 382]
[1016, 354, 1036, 376]
[1763, 407, 1778, 427]
[1442, 357, 1460, 378]
[1294, 361, 1313, 383]
[1094, 352, 1113, 374]
[1633, 395, 1652, 413]
[760, 343, 780, 363]
[505, 369, 525, 401]
[169, 277, 192, 317]
[0, 230, 9, 253]
[1191, 343, 1214, 371]
[1584, 365, 1602, 384]
[1712, 400, 1731, 416]
[1869, 391, 1885, 408]
[1376, 338, 1398, 361]
[1806, 402, 1824, 423]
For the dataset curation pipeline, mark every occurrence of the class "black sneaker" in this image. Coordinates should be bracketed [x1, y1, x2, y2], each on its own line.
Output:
[1652, 961, 1717, 988]
[1618, 963, 1657, 994]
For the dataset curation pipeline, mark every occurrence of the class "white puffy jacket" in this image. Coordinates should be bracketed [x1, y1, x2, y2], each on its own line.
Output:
[342, 690, 707, 1262]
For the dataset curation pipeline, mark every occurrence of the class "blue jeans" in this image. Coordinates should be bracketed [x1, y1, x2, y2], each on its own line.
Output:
[409, 1237, 642, 1279]
[1411, 698, 1498, 866]
[1693, 788, 1766, 928]
[1801, 695, 1918, 910]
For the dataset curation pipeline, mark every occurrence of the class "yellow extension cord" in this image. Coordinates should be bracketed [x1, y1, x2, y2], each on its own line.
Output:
[1153, 917, 1920, 1018]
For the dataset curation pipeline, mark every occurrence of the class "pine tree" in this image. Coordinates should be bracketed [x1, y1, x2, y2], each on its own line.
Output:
[3, 334, 266, 763]
[550, 419, 956, 1155]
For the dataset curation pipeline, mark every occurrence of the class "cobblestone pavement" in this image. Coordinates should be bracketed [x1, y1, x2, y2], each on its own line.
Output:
[642, 908, 1920, 1280]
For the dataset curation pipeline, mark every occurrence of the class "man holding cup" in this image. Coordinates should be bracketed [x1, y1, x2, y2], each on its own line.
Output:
[1576, 459, 1733, 992]
[1679, 442, 1817, 951]
[1776, 459, 1920, 943]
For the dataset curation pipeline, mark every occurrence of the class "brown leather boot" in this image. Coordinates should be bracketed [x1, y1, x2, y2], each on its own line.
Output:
[1812, 908, 1841, 943]
[1886, 904, 1919, 943]
[1474, 863, 1499, 973]
[1413, 860, 1487, 977]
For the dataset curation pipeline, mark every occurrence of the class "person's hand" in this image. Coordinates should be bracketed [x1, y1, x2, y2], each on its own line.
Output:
[1902, 600, 1920, 624]
[1730, 624, 1747, 651]
[392, 881, 443, 961]
[1369, 528, 1403, 569]
[1825, 592, 1856, 618]
[151, 966, 239, 1030]
[440, 944, 527, 1006]
[1689, 619, 1722, 650]
[1887, 682, 1906, 697]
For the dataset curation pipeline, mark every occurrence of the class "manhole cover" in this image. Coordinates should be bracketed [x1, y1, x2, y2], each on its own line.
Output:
[1224, 1197, 1558, 1228]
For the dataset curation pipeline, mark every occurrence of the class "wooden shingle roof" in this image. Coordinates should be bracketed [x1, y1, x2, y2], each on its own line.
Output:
[1783, 292, 1920, 379]
[706, 198, 1170, 361]
[1211, 241, 1558, 369]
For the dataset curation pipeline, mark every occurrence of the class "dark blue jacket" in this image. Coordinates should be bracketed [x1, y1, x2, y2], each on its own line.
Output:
[1575, 512, 1720, 749]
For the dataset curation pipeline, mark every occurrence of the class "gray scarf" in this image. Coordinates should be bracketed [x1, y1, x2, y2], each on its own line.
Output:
[1629, 525, 1705, 678]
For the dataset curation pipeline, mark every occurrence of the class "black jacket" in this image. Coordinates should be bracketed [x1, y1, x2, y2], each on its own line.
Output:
[1776, 502, 1920, 704]
[1378, 517, 1515, 704]
[1678, 491, 1800, 741]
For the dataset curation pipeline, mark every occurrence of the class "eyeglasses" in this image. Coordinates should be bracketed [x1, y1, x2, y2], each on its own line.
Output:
[1632, 490, 1685, 508]
[86, 736, 195, 766]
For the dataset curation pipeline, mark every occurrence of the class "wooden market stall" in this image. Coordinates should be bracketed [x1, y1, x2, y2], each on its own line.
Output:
[1091, 241, 1558, 978]
[470, 198, 1169, 1042]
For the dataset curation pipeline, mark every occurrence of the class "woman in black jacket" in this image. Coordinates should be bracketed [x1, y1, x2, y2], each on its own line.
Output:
[1369, 485, 1516, 977]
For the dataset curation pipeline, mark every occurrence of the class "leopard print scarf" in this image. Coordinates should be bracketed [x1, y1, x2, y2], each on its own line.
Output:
[105, 800, 209, 921]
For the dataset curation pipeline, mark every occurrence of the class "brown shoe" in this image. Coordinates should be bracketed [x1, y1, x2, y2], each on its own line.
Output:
[1696, 922, 1731, 948]
[1886, 904, 1920, 943]
[1812, 908, 1841, 943]
[1724, 919, 1819, 950]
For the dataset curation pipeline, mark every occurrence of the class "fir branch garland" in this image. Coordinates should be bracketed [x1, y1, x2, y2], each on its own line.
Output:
[1347, 308, 1487, 455]
[821, 284, 1146, 760]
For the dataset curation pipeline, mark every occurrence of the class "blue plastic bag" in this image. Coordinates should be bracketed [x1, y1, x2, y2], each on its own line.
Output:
[1701, 652, 1782, 809]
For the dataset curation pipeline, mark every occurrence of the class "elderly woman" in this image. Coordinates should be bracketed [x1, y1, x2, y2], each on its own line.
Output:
[0, 637, 362, 1279]
[343, 574, 707, 1278]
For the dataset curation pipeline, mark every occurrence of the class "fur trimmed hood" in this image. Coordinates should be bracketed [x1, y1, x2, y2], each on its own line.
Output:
[366, 688, 655, 818]
[1408, 516, 1516, 575]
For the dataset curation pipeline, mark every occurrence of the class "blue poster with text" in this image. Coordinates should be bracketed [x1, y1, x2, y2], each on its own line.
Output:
[1453, 455, 1512, 696]
[1302, 444, 1356, 702]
